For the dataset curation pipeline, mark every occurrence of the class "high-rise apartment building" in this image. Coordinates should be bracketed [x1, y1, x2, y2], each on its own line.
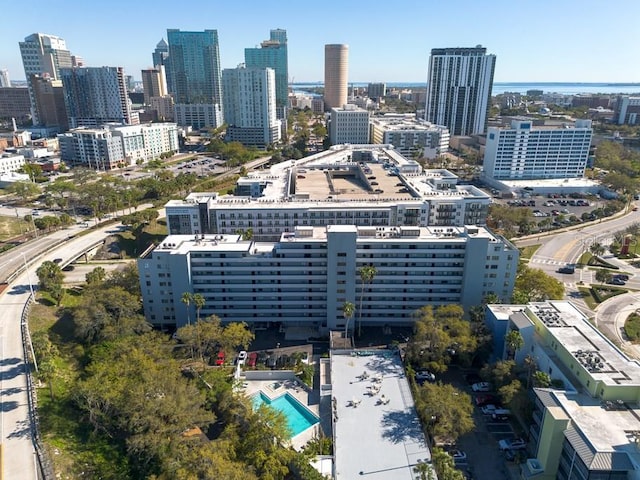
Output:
[141, 67, 167, 105]
[483, 120, 593, 180]
[60, 66, 137, 128]
[19, 33, 73, 125]
[367, 83, 386, 101]
[329, 105, 370, 144]
[139, 224, 518, 330]
[324, 44, 348, 110]
[425, 46, 495, 136]
[0, 70, 10, 88]
[167, 29, 223, 128]
[0, 87, 31, 123]
[245, 29, 288, 118]
[222, 66, 281, 147]
[30, 75, 68, 130]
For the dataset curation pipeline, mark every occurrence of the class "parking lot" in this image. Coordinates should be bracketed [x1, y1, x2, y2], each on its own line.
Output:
[441, 368, 523, 479]
[169, 156, 226, 177]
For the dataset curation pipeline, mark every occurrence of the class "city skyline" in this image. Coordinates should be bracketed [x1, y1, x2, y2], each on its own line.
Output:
[1, 0, 639, 85]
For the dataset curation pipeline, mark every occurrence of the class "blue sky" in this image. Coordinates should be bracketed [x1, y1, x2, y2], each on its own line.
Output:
[2, 0, 639, 84]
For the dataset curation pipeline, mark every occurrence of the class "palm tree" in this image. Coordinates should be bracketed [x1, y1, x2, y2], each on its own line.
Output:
[590, 242, 605, 258]
[193, 293, 205, 323]
[357, 265, 377, 337]
[595, 269, 612, 285]
[342, 301, 355, 345]
[181, 292, 193, 325]
[505, 330, 524, 360]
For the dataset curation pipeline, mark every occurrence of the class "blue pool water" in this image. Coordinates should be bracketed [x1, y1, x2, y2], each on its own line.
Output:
[252, 391, 319, 437]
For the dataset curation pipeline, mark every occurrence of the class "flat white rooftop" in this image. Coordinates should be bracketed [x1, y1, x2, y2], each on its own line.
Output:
[331, 350, 431, 480]
[530, 302, 640, 387]
[489, 177, 599, 189]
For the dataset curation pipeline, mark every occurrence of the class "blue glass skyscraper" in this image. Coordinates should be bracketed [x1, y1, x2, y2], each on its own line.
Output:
[166, 29, 222, 106]
[244, 29, 288, 113]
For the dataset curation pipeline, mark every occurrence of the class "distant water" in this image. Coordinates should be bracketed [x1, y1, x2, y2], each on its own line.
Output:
[292, 82, 640, 96]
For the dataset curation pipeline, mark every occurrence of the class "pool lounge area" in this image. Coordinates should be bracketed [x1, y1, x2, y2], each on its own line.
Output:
[240, 374, 324, 450]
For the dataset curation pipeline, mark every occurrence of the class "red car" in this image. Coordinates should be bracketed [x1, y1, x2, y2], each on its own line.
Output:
[215, 351, 225, 366]
[247, 352, 258, 368]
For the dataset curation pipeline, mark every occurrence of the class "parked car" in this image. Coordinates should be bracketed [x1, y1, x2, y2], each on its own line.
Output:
[499, 438, 526, 451]
[247, 352, 258, 367]
[471, 382, 491, 392]
[480, 404, 498, 415]
[492, 409, 512, 421]
[607, 278, 626, 286]
[614, 274, 630, 281]
[215, 351, 225, 366]
[415, 370, 436, 383]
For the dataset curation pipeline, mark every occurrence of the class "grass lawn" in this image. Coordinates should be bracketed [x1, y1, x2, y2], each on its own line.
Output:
[519, 244, 541, 261]
[625, 313, 640, 343]
[115, 219, 168, 258]
[577, 287, 599, 310]
[0, 215, 31, 241]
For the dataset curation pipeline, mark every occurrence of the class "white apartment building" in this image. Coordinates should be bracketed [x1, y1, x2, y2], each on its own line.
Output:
[483, 119, 593, 180]
[370, 114, 450, 159]
[222, 66, 281, 147]
[138, 224, 518, 330]
[165, 145, 492, 241]
[329, 104, 370, 145]
[57, 122, 178, 169]
[0, 153, 26, 174]
[174, 103, 223, 130]
[615, 96, 640, 125]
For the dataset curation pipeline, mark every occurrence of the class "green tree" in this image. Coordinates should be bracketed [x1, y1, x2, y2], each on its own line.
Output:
[357, 265, 377, 336]
[407, 305, 477, 373]
[36, 260, 64, 292]
[513, 264, 564, 302]
[481, 359, 516, 389]
[415, 382, 474, 443]
[431, 447, 465, 480]
[590, 242, 606, 257]
[9, 180, 40, 203]
[39, 358, 57, 400]
[532, 371, 551, 388]
[498, 379, 523, 406]
[86, 266, 107, 285]
[342, 301, 355, 342]
[505, 330, 524, 360]
[595, 269, 613, 285]
[181, 292, 193, 325]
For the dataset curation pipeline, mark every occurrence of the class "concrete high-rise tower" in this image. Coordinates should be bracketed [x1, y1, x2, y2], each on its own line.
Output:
[0, 70, 10, 88]
[60, 66, 136, 128]
[324, 44, 348, 111]
[425, 46, 495, 136]
[152, 39, 171, 93]
[19, 33, 73, 126]
[141, 67, 167, 105]
[245, 29, 288, 118]
[222, 66, 281, 148]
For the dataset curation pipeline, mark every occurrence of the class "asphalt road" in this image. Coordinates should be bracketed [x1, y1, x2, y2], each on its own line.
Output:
[0, 205, 152, 480]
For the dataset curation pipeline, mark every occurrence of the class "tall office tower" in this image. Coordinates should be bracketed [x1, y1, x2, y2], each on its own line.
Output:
[222, 66, 281, 148]
[244, 29, 288, 118]
[152, 39, 171, 94]
[167, 29, 222, 108]
[60, 66, 136, 128]
[71, 55, 84, 67]
[324, 44, 349, 110]
[19, 33, 73, 125]
[425, 46, 495, 136]
[30, 75, 68, 130]
[141, 67, 167, 105]
[0, 70, 10, 88]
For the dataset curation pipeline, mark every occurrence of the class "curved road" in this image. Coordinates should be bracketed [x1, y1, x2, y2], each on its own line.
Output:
[0, 206, 151, 480]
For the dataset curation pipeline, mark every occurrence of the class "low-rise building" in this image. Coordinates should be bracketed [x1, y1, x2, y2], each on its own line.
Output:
[139, 224, 518, 330]
[0, 153, 26, 174]
[165, 144, 492, 241]
[174, 103, 222, 130]
[57, 122, 178, 169]
[485, 300, 640, 479]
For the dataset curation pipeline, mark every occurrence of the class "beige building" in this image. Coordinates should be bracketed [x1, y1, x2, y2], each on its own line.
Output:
[141, 66, 167, 105]
[324, 44, 348, 110]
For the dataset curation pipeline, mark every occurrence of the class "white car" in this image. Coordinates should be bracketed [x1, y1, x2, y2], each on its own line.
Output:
[472, 382, 491, 392]
[481, 404, 497, 415]
[499, 438, 526, 451]
[415, 370, 436, 382]
[237, 350, 248, 365]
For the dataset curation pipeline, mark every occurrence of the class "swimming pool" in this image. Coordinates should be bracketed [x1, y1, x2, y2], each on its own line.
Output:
[252, 391, 319, 437]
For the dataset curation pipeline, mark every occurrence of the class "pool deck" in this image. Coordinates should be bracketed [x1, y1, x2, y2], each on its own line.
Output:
[241, 376, 321, 450]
